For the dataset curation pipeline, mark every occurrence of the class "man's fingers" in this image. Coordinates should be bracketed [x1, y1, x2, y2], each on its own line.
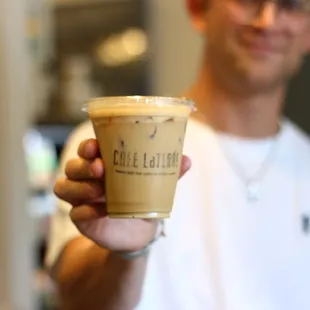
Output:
[54, 178, 105, 204]
[179, 155, 191, 178]
[77, 139, 101, 160]
[70, 204, 107, 223]
[59, 153, 189, 205]
[65, 158, 104, 180]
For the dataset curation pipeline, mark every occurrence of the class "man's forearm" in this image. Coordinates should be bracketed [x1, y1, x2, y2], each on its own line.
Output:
[54, 237, 148, 310]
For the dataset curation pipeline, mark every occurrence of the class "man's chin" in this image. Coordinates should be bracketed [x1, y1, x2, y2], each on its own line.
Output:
[235, 63, 289, 91]
[237, 74, 285, 94]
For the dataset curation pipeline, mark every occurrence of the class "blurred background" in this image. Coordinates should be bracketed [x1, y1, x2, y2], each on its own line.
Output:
[1, 0, 310, 309]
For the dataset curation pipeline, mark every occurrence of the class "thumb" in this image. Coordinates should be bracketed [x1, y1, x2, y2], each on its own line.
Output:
[179, 155, 191, 178]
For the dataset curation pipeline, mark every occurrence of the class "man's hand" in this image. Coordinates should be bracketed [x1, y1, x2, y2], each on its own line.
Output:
[54, 138, 191, 253]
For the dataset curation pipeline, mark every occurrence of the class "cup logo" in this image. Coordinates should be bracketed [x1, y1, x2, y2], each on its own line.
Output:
[113, 150, 180, 176]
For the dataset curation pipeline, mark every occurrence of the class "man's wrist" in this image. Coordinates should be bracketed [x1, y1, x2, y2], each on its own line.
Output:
[116, 220, 165, 261]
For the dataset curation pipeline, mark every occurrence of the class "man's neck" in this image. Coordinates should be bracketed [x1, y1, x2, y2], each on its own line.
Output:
[185, 65, 285, 139]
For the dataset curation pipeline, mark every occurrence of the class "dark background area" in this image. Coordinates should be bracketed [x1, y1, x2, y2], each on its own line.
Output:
[285, 55, 310, 135]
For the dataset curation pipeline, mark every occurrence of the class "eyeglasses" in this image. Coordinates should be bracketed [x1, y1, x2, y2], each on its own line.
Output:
[235, 0, 310, 11]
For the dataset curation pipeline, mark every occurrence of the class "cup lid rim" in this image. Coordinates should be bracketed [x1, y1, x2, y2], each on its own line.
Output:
[82, 95, 196, 112]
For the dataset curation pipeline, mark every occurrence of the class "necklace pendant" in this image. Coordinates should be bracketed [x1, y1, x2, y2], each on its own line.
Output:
[246, 180, 260, 202]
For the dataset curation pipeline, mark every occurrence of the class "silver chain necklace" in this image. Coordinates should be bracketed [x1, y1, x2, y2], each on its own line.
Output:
[215, 124, 283, 202]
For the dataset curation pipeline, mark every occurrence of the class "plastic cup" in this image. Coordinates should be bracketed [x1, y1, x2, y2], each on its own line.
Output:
[83, 96, 195, 218]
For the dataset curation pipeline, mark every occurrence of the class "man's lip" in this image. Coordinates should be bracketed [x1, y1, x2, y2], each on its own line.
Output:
[239, 35, 283, 54]
[241, 41, 281, 54]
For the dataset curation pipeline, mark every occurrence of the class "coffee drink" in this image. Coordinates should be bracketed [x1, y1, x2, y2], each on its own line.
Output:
[86, 96, 195, 218]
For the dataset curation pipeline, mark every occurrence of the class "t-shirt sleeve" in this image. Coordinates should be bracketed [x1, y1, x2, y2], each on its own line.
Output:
[45, 121, 95, 268]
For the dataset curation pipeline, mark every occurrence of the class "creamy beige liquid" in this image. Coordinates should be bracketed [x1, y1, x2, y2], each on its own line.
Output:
[90, 106, 190, 218]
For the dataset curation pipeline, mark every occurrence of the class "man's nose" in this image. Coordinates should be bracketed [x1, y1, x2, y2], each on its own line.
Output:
[251, 2, 278, 29]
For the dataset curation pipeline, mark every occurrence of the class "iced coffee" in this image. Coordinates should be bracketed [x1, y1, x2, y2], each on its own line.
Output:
[84, 96, 195, 218]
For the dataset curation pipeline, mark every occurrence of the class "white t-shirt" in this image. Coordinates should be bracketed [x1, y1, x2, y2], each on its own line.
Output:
[46, 118, 310, 310]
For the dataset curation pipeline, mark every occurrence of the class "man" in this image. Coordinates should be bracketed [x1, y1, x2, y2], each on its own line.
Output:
[47, 0, 310, 309]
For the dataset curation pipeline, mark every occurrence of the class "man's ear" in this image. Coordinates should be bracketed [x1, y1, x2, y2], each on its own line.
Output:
[185, 0, 209, 33]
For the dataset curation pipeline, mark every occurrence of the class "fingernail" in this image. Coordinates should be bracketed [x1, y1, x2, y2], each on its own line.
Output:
[89, 185, 103, 199]
[91, 160, 104, 178]
[84, 147, 93, 158]
[84, 140, 96, 158]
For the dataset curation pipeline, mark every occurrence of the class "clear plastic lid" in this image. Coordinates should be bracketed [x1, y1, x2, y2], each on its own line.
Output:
[83, 96, 196, 117]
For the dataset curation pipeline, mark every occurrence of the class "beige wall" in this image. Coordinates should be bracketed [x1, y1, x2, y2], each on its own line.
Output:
[0, 0, 35, 309]
[148, 0, 203, 96]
